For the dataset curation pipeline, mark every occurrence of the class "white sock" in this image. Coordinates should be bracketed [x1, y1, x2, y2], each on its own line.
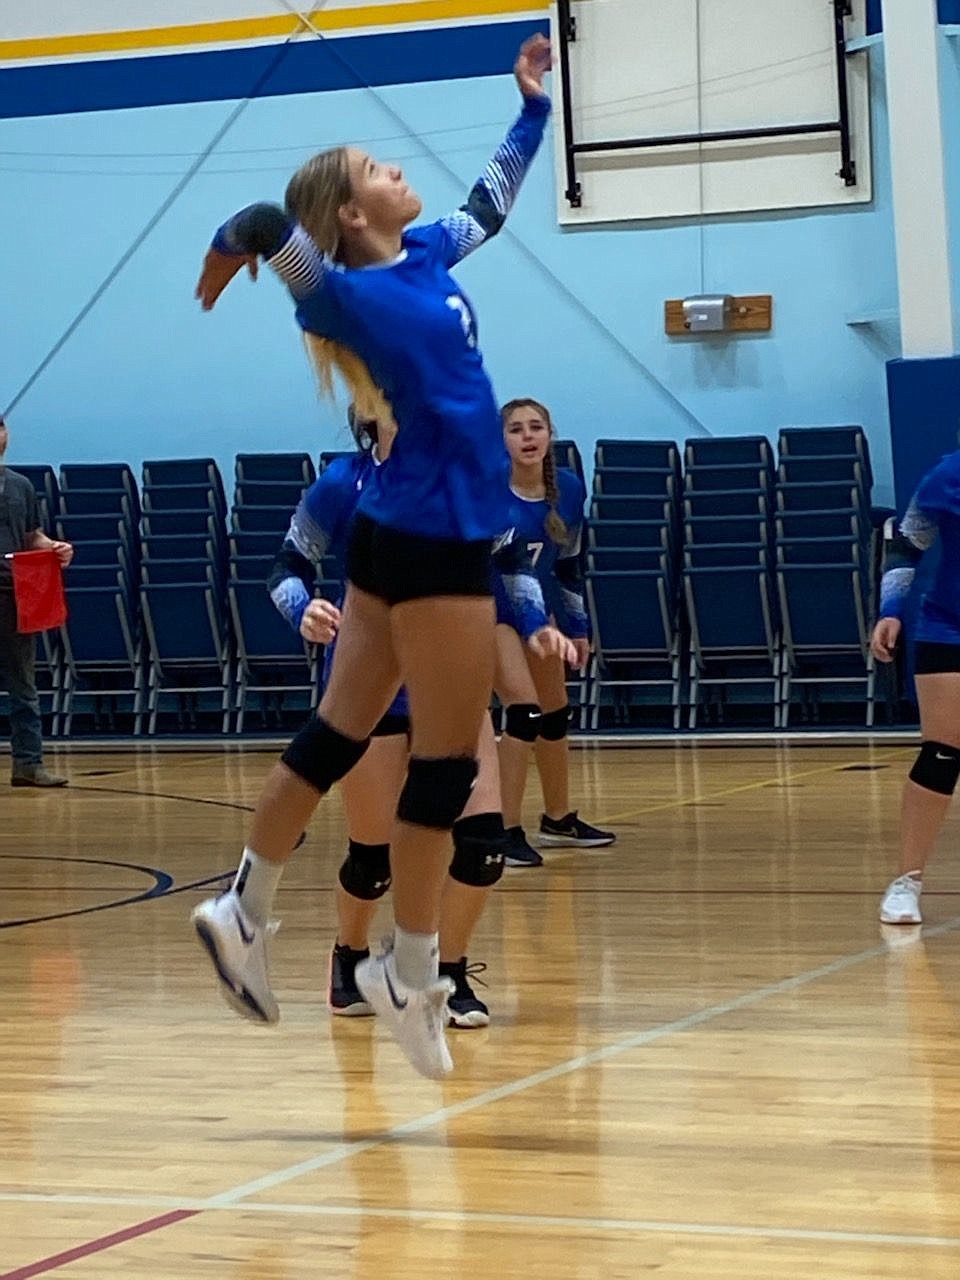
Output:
[232, 847, 283, 926]
[393, 925, 439, 990]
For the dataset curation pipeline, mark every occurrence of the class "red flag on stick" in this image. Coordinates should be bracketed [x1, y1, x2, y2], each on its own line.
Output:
[8, 550, 68, 633]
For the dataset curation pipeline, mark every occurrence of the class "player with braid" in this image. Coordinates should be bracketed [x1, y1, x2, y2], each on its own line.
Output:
[495, 398, 616, 866]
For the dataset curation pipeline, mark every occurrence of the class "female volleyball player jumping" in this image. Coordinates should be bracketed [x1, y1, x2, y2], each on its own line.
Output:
[192, 35, 556, 1077]
[494, 398, 615, 866]
[269, 410, 569, 1026]
[873, 448, 960, 925]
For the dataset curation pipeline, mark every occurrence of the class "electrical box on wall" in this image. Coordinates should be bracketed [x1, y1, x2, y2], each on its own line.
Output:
[682, 295, 733, 332]
[665, 294, 773, 336]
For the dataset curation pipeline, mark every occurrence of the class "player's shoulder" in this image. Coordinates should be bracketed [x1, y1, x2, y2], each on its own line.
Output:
[306, 454, 364, 504]
[557, 466, 586, 507]
[917, 450, 960, 513]
[3, 469, 37, 499]
[402, 221, 450, 261]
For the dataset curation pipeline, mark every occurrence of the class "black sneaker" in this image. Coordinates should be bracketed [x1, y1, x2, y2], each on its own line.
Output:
[328, 943, 373, 1016]
[440, 957, 490, 1029]
[538, 811, 616, 848]
[504, 826, 544, 868]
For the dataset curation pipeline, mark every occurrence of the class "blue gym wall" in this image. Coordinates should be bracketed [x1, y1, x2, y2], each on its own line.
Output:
[1, 20, 954, 510]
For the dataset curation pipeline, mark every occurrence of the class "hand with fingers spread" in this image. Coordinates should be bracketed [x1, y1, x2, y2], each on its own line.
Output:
[871, 616, 901, 664]
[528, 625, 577, 666]
[299, 597, 341, 646]
[195, 248, 259, 311]
[514, 33, 552, 99]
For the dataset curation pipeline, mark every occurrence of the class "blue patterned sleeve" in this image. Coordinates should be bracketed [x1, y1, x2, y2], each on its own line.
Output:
[556, 525, 589, 639]
[212, 203, 325, 300]
[492, 528, 549, 639]
[435, 94, 551, 266]
[878, 495, 939, 621]
[267, 465, 355, 630]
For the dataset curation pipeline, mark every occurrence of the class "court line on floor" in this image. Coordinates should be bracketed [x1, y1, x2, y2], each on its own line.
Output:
[7, 912, 960, 1274]
[593, 747, 914, 825]
[206, 908, 960, 1203]
[0, 1210, 199, 1280]
[0, 1194, 957, 1253]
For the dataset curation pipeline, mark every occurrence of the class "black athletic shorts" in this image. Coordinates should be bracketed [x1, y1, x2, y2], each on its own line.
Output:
[915, 641, 960, 675]
[371, 711, 411, 738]
[346, 512, 493, 605]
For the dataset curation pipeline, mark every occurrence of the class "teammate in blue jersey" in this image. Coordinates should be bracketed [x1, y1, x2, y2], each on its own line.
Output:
[873, 448, 960, 925]
[191, 36, 563, 1078]
[495, 398, 615, 863]
[268, 409, 565, 1025]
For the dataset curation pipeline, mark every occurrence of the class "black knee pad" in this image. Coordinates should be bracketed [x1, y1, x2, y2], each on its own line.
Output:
[539, 704, 571, 741]
[504, 702, 542, 742]
[339, 840, 391, 900]
[397, 756, 477, 830]
[909, 741, 960, 796]
[281, 716, 369, 794]
[449, 812, 506, 888]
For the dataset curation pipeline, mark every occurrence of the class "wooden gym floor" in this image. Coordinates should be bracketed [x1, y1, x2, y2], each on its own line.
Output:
[3, 739, 960, 1279]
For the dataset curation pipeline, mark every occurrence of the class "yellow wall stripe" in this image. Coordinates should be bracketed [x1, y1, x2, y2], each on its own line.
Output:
[0, 1, 545, 63]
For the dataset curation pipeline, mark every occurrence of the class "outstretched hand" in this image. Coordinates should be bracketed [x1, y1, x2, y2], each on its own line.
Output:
[514, 34, 552, 99]
[195, 248, 258, 311]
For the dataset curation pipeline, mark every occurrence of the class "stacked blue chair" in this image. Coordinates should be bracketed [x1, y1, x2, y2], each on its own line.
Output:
[682, 436, 780, 727]
[230, 453, 318, 730]
[554, 438, 584, 485]
[56, 461, 143, 734]
[140, 458, 231, 733]
[775, 427, 876, 725]
[585, 440, 682, 727]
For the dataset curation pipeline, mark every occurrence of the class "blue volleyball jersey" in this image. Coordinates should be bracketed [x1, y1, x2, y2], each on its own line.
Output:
[496, 468, 589, 639]
[879, 450, 960, 643]
[213, 94, 551, 544]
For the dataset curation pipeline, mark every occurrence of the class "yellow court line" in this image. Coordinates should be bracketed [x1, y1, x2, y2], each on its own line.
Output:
[0, 0, 543, 62]
[595, 747, 914, 825]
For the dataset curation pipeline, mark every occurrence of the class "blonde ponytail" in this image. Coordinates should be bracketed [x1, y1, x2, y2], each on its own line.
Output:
[288, 147, 398, 457]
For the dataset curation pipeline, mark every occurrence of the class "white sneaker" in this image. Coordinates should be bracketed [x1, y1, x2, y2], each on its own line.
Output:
[191, 891, 279, 1025]
[355, 947, 455, 1080]
[879, 874, 923, 925]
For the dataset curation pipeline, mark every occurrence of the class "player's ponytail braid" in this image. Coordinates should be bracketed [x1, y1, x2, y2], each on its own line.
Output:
[287, 148, 398, 457]
[541, 438, 568, 546]
[503, 397, 568, 546]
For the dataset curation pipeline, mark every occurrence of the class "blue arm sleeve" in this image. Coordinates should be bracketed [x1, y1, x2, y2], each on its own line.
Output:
[267, 464, 355, 631]
[212, 202, 325, 300]
[493, 528, 549, 639]
[555, 525, 589, 639]
[435, 94, 551, 266]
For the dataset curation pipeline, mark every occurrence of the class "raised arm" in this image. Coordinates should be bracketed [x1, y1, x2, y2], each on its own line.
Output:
[197, 203, 326, 309]
[436, 35, 552, 266]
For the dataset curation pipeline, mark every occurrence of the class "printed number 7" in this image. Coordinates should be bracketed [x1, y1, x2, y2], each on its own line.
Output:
[528, 541, 544, 568]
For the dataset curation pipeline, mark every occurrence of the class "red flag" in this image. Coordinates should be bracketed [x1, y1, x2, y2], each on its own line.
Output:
[9, 549, 68, 633]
